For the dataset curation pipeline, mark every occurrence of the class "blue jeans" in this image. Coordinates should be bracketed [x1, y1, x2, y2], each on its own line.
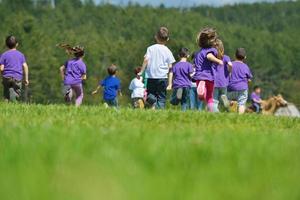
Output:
[252, 102, 261, 113]
[213, 87, 227, 112]
[189, 87, 203, 111]
[104, 98, 118, 108]
[147, 78, 168, 109]
[170, 87, 190, 111]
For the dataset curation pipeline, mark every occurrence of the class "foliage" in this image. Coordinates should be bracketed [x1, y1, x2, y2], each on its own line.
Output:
[0, 1, 299, 106]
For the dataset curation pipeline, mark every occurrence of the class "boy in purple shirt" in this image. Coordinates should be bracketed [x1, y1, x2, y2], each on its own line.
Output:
[167, 48, 194, 111]
[59, 45, 87, 107]
[0, 36, 29, 102]
[226, 48, 253, 114]
[213, 39, 232, 112]
[251, 85, 262, 113]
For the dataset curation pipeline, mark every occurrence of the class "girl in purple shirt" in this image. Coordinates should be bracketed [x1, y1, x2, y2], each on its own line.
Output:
[193, 28, 224, 112]
[59, 44, 87, 107]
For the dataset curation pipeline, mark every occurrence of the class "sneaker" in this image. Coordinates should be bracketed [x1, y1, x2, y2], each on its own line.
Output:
[221, 95, 230, 108]
[197, 81, 206, 100]
[176, 88, 183, 100]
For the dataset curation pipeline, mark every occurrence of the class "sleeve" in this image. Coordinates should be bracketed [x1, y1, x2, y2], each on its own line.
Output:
[100, 79, 105, 87]
[188, 63, 194, 74]
[167, 50, 176, 64]
[207, 48, 218, 57]
[81, 63, 87, 74]
[246, 66, 253, 79]
[144, 47, 151, 60]
[129, 80, 134, 90]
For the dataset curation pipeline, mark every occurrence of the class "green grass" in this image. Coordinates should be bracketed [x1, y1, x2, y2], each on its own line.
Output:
[0, 104, 300, 200]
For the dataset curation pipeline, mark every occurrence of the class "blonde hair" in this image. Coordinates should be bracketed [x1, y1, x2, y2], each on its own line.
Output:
[215, 39, 224, 59]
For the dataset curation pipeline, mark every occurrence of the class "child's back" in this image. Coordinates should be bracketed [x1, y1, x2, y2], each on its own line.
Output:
[228, 61, 252, 91]
[64, 58, 86, 85]
[101, 75, 121, 101]
[172, 61, 193, 89]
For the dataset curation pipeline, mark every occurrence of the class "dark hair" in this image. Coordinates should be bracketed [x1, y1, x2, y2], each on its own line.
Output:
[6, 35, 18, 49]
[236, 48, 246, 60]
[178, 47, 189, 58]
[254, 85, 261, 91]
[156, 27, 169, 42]
[134, 67, 142, 75]
[108, 64, 118, 75]
[57, 43, 85, 58]
[197, 27, 217, 48]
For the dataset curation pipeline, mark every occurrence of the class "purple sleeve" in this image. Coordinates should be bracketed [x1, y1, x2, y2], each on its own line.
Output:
[206, 48, 218, 57]
[246, 65, 253, 79]
[188, 63, 194, 74]
[21, 54, 26, 64]
[81, 63, 87, 74]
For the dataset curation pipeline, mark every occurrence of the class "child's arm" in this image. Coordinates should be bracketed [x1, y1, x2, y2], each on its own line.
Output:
[118, 90, 123, 97]
[138, 57, 148, 76]
[60, 65, 65, 81]
[23, 63, 29, 86]
[0, 64, 4, 72]
[167, 71, 173, 90]
[92, 85, 101, 95]
[227, 62, 233, 72]
[207, 53, 223, 65]
[82, 74, 87, 80]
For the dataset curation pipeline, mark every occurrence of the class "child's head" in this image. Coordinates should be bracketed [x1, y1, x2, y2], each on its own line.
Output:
[178, 47, 190, 59]
[134, 67, 142, 75]
[236, 48, 246, 61]
[197, 27, 217, 48]
[6, 35, 18, 49]
[254, 85, 261, 94]
[107, 64, 118, 76]
[215, 39, 224, 59]
[155, 27, 169, 44]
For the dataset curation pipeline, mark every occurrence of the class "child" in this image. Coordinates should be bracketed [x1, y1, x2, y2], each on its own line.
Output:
[139, 27, 176, 109]
[226, 48, 253, 114]
[0, 35, 29, 102]
[251, 85, 262, 113]
[59, 45, 86, 107]
[193, 27, 224, 112]
[92, 65, 121, 108]
[213, 39, 232, 112]
[167, 47, 194, 111]
[129, 67, 145, 109]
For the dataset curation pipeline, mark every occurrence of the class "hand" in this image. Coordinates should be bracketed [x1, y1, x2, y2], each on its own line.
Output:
[167, 85, 172, 91]
[137, 72, 143, 76]
[24, 80, 29, 86]
[218, 60, 224, 65]
[92, 91, 98, 95]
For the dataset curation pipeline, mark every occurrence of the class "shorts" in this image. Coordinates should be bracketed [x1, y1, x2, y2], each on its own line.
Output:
[227, 90, 248, 106]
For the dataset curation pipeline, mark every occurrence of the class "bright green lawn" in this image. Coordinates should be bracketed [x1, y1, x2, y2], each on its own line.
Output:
[0, 104, 300, 200]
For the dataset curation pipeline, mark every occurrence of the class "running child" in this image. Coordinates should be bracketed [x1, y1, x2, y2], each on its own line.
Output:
[193, 27, 224, 112]
[59, 45, 86, 107]
[213, 39, 232, 112]
[226, 48, 253, 114]
[0, 35, 29, 102]
[129, 67, 145, 109]
[251, 85, 262, 113]
[92, 65, 121, 108]
[139, 27, 176, 109]
[167, 47, 194, 111]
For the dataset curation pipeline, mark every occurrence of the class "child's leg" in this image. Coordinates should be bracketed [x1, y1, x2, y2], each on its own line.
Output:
[237, 90, 248, 114]
[64, 85, 73, 104]
[213, 88, 220, 112]
[181, 88, 190, 111]
[72, 84, 84, 107]
[205, 80, 215, 112]
[170, 88, 180, 106]
[196, 80, 206, 101]
[147, 79, 158, 108]
[156, 79, 167, 109]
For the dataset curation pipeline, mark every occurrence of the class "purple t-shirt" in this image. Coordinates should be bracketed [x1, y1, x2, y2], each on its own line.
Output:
[172, 61, 194, 88]
[193, 47, 218, 82]
[64, 58, 87, 85]
[214, 55, 231, 88]
[228, 61, 253, 91]
[0, 49, 26, 81]
[251, 92, 261, 103]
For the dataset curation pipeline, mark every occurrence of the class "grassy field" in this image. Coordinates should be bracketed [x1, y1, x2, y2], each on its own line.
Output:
[0, 104, 300, 200]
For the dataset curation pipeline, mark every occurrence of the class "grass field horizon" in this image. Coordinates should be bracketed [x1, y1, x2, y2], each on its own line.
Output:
[0, 103, 300, 200]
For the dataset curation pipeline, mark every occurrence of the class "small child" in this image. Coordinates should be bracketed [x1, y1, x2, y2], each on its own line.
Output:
[92, 65, 121, 108]
[193, 27, 224, 112]
[59, 45, 86, 107]
[213, 39, 232, 112]
[226, 48, 253, 114]
[129, 67, 145, 109]
[139, 27, 176, 109]
[167, 48, 194, 111]
[251, 85, 262, 113]
[0, 35, 29, 102]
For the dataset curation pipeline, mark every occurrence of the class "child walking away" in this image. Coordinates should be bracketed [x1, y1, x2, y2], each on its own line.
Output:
[129, 67, 145, 109]
[213, 39, 232, 112]
[0, 35, 29, 102]
[167, 48, 194, 111]
[92, 65, 121, 108]
[59, 45, 86, 107]
[193, 28, 223, 112]
[251, 85, 262, 113]
[139, 27, 176, 109]
[226, 48, 253, 114]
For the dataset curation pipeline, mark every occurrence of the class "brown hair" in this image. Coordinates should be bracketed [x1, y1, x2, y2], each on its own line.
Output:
[57, 43, 85, 58]
[236, 48, 246, 60]
[156, 27, 169, 43]
[197, 27, 217, 48]
[134, 67, 142, 75]
[107, 64, 118, 76]
[215, 39, 224, 59]
[6, 35, 18, 49]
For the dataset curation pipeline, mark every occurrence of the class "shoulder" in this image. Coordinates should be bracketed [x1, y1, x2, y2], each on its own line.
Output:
[223, 55, 231, 62]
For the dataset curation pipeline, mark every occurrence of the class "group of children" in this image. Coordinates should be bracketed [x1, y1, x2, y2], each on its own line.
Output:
[0, 27, 263, 113]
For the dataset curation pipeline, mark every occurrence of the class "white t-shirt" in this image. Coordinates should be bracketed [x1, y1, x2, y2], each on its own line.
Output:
[129, 78, 145, 98]
[145, 44, 176, 79]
